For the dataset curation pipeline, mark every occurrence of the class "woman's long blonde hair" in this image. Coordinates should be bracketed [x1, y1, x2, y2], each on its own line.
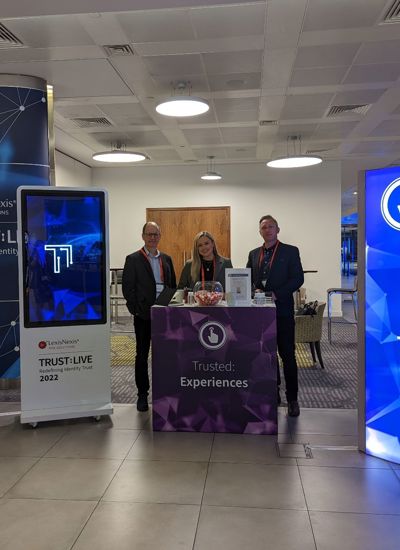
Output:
[190, 231, 219, 283]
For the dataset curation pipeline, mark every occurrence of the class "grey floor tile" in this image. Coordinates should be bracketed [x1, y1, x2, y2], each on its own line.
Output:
[300, 465, 400, 514]
[291, 434, 357, 446]
[7, 457, 121, 500]
[0, 403, 20, 414]
[297, 448, 392, 468]
[73, 501, 199, 550]
[103, 460, 207, 504]
[109, 404, 151, 430]
[288, 409, 357, 436]
[0, 498, 96, 550]
[127, 431, 213, 461]
[0, 457, 38, 497]
[194, 506, 316, 550]
[45, 427, 140, 459]
[0, 423, 66, 457]
[203, 462, 306, 510]
[210, 433, 295, 464]
[310, 510, 400, 550]
[277, 409, 291, 434]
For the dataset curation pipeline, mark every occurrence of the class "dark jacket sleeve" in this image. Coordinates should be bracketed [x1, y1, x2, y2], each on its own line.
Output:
[122, 254, 137, 315]
[165, 254, 177, 288]
[272, 246, 304, 301]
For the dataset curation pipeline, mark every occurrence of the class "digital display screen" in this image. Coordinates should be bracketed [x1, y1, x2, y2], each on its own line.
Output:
[365, 167, 400, 463]
[21, 189, 107, 327]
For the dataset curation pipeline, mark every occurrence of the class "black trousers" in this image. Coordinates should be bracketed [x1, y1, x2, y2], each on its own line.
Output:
[276, 316, 298, 402]
[133, 315, 151, 397]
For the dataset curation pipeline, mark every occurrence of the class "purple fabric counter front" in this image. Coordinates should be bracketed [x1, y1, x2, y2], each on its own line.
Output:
[151, 305, 277, 434]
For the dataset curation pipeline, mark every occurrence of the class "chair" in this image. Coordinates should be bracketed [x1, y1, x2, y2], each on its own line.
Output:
[327, 277, 357, 344]
[295, 302, 326, 368]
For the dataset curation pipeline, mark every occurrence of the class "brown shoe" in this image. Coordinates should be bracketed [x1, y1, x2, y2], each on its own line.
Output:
[288, 401, 300, 417]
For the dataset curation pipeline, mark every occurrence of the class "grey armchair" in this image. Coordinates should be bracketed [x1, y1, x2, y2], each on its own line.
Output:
[295, 302, 326, 368]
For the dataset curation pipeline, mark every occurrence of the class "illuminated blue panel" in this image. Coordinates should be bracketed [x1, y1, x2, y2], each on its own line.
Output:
[21, 190, 106, 327]
[365, 167, 400, 464]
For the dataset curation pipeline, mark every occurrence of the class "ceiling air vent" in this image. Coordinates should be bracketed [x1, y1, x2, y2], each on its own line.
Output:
[326, 104, 371, 117]
[381, 0, 400, 23]
[103, 44, 134, 56]
[0, 23, 24, 48]
[259, 120, 278, 126]
[72, 117, 112, 128]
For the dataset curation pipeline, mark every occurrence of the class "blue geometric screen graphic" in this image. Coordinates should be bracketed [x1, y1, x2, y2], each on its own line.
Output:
[365, 167, 400, 464]
[22, 191, 106, 327]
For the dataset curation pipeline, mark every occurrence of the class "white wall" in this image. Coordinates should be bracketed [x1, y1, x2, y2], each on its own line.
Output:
[92, 160, 342, 311]
[55, 151, 92, 187]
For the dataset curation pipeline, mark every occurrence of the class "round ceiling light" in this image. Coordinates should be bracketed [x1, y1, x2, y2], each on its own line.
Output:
[156, 96, 209, 117]
[266, 155, 322, 168]
[201, 171, 222, 181]
[93, 151, 147, 163]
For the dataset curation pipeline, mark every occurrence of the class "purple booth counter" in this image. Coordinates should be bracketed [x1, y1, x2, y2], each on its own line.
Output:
[151, 304, 277, 434]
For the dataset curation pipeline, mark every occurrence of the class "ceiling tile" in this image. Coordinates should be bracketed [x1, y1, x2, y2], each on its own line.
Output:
[4, 15, 95, 47]
[0, 59, 131, 98]
[117, 9, 195, 42]
[351, 140, 400, 155]
[290, 66, 348, 87]
[208, 72, 261, 91]
[125, 130, 169, 147]
[194, 148, 227, 160]
[148, 149, 181, 161]
[333, 89, 386, 105]
[224, 146, 257, 159]
[202, 50, 263, 75]
[220, 126, 257, 143]
[190, 3, 266, 39]
[214, 97, 259, 123]
[142, 54, 204, 76]
[355, 39, 400, 65]
[303, 0, 388, 32]
[280, 93, 334, 120]
[344, 63, 400, 84]
[97, 103, 154, 125]
[153, 74, 209, 92]
[178, 108, 217, 124]
[294, 43, 360, 68]
[56, 104, 106, 119]
[182, 128, 222, 145]
[277, 124, 318, 138]
[312, 121, 358, 139]
[370, 120, 400, 137]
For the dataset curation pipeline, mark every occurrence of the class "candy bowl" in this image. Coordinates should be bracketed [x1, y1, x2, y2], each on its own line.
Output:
[193, 281, 223, 306]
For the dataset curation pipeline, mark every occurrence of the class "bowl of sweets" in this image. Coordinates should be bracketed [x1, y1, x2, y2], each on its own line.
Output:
[193, 281, 223, 306]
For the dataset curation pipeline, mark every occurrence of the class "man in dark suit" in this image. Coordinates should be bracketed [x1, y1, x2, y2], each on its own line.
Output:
[247, 215, 304, 417]
[122, 222, 176, 411]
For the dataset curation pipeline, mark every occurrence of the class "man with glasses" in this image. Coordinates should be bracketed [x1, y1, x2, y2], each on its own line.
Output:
[122, 222, 176, 411]
[247, 215, 304, 417]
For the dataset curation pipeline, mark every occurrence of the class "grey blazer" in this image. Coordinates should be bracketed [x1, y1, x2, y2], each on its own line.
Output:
[178, 255, 233, 291]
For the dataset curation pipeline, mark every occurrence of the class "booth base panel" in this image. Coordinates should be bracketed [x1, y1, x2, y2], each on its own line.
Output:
[20, 403, 113, 425]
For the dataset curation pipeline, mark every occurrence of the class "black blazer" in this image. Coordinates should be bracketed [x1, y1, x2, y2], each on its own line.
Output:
[178, 255, 233, 290]
[246, 242, 304, 317]
[122, 250, 176, 320]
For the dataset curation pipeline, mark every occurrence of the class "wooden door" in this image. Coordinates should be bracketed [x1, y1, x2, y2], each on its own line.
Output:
[146, 206, 231, 282]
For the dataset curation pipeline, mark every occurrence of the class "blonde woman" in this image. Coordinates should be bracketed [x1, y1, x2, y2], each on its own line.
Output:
[178, 231, 232, 290]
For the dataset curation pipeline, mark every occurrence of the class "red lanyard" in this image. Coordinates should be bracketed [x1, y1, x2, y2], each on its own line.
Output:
[140, 248, 164, 282]
[201, 257, 216, 285]
[258, 240, 280, 270]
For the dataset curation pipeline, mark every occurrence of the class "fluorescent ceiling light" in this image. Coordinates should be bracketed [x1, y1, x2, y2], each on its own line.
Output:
[93, 150, 147, 163]
[156, 96, 209, 117]
[266, 155, 322, 168]
[201, 171, 222, 181]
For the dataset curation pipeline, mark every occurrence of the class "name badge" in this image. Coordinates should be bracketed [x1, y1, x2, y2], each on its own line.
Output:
[156, 283, 164, 293]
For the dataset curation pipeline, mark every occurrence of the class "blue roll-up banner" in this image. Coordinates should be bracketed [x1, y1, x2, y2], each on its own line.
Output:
[0, 77, 49, 380]
[365, 167, 400, 464]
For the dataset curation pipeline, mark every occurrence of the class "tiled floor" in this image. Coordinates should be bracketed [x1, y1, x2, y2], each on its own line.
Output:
[0, 405, 399, 550]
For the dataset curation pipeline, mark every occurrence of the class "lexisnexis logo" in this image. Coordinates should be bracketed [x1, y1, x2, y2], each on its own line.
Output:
[381, 177, 400, 230]
[38, 338, 79, 348]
